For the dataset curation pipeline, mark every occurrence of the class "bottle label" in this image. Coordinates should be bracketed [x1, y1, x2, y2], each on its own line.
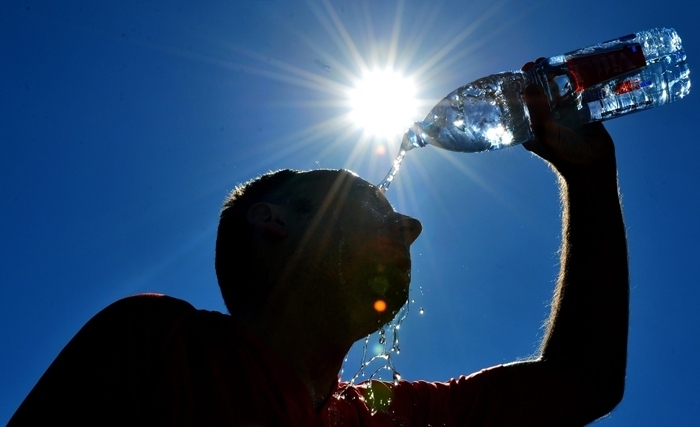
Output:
[567, 43, 646, 91]
[581, 77, 653, 104]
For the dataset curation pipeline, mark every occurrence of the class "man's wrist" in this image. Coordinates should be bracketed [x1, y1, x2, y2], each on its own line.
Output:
[555, 153, 619, 193]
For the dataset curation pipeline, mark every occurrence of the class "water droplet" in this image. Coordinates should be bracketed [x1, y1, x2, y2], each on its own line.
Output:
[418, 307, 425, 315]
[378, 327, 387, 345]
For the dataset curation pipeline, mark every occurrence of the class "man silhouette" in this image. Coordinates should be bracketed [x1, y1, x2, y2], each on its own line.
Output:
[10, 81, 628, 426]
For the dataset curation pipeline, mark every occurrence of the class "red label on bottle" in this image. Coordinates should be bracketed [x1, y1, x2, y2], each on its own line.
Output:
[567, 43, 646, 91]
[613, 78, 641, 95]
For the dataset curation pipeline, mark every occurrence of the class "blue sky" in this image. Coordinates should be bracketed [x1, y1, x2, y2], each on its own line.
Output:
[2, 0, 699, 424]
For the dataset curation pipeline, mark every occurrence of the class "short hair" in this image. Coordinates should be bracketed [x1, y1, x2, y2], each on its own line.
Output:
[215, 168, 354, 320]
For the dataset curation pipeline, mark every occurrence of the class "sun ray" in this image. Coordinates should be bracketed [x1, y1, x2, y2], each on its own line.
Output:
[386, 0, 407, 70]
[266, 98, 350, 109]
[419, 14, 524, 88]
[97, 28, 352, 102]
[303, 0, 357, 66]
[306, 0, 370, 75]
[288, 29, 362, 85]
[218, 44, 350, 96]
[320, 0, 372, 73]
[255, 114, 355, 164]
[410, 0, 507, 82]
[393, 2, 444, 74]
[342, 130, 381, 172]
[432, 149, 511, 207]
[359, 2, 381, 69]
[320, 126, 382, 171]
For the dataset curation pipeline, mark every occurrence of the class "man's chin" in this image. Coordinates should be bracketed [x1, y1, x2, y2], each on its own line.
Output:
[376, 291, 408, 322]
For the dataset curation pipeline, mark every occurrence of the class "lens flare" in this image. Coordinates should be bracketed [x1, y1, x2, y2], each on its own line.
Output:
[374, 299, 387, 312]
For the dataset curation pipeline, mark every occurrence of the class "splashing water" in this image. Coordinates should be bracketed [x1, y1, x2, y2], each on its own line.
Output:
[339, 354, 349, 377]
[344, 303, 410, 391]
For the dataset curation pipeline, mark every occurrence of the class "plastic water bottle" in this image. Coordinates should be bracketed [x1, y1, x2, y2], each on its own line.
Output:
[402, 27, 690, 154]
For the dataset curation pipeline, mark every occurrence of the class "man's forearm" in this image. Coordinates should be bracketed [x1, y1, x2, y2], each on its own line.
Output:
[541, 165, 629, 404]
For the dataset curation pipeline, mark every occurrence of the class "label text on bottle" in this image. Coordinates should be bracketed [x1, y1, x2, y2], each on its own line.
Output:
[567, 44, 646, 91]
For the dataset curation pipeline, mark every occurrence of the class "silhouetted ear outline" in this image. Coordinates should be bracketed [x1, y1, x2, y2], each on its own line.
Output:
[247, 202, 288, 238]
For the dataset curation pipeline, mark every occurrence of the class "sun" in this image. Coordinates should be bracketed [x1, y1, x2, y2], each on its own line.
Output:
[348, 69, 417, 140]
[220, 0, 505, 191]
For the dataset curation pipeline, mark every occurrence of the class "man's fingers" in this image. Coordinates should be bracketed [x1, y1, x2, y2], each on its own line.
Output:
[521, 58, 547, 72]
[524, 84, 556, 144]
[519, 60, 616, 170]
[523, 84, 595, 164]
[522, 84, 556, 159]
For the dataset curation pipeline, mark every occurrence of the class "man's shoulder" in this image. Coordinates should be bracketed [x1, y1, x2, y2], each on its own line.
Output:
[106, 293, 196, 314]
[87, 293, 200, 335]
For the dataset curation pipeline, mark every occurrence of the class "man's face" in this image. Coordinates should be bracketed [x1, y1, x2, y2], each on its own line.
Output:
[287, 171, 422, 332]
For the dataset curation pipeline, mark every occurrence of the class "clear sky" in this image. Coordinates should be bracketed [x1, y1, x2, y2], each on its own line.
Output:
[2, 0, 699, 424]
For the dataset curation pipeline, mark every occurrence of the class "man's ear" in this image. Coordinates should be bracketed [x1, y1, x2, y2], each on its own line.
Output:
[247, 202, 288, 238]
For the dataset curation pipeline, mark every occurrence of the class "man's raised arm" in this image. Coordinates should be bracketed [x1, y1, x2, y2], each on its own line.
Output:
[498, 76, 629, 426]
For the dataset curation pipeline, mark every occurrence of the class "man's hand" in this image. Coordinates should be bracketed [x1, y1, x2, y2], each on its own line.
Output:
[521, 60, 617, 180]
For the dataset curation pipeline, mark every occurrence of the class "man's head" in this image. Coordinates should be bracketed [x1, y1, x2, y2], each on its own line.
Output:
[215, 169, 421, 333]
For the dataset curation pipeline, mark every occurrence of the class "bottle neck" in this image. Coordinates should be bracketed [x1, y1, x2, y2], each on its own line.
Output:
[401, 124, 424, 151]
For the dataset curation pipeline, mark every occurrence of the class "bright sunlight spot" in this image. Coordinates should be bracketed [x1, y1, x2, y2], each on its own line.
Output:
[349, 69, 417, 140]
[484, 124, 514, 146]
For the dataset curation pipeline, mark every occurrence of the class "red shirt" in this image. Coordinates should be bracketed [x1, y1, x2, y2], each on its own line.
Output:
[10, 294, 512, 426]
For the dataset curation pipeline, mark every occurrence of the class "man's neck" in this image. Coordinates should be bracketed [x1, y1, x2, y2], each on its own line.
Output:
[248, 304, 353, 411]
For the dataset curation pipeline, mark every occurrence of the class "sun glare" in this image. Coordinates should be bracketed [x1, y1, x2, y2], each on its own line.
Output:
[224, 0, 509, 193]
[349, 69, 417, 140]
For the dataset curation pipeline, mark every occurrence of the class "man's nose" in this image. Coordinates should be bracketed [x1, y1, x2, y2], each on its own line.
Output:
[391, 215, 422, 246]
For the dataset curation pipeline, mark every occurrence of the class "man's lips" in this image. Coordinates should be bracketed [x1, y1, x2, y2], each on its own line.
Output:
[376, 238, 411, 270]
